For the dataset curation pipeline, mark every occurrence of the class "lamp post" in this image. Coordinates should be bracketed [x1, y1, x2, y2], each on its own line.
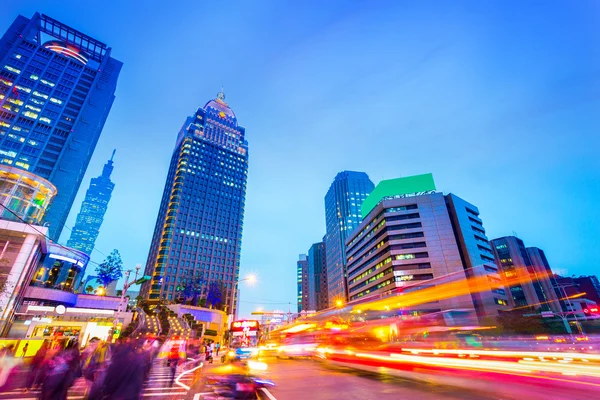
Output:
[227, 275, 256, 324]
[554, 281, 585, 334]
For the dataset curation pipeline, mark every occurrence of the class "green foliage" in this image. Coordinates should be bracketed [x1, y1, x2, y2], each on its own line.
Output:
[204, 329, 218, 337]
[85, 285, 94, 294]
[95, 249, 123, 288]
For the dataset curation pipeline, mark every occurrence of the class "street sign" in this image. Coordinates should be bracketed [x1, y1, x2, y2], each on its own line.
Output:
[135, 275, 151, 285]
[541, 311, 554, 318]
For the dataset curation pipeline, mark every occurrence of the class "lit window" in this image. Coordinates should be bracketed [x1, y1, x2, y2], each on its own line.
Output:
[4, 65, 21, 74]
[23, 111, 38, 119]
[33, 91, 48, 99]
[0, 78, 12, 87]
[0, 150, 16, 158]
[30, 74, 39, 80]
[396, 254, 416, 260]
[7, 98, 23, 106]
[15, 85, 31, 93]
[25, 104, 41, 112]
[15, 161, 29, 170]
[39, 117, 51, 124]
[40, 79, 55, 87]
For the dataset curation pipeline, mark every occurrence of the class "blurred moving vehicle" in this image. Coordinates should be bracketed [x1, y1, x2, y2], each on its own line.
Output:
[222, 320, 261, 363]
[204, 361, 274, 399]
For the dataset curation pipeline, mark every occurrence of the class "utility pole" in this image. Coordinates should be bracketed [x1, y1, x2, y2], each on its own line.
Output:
[111, 264, 151, 339]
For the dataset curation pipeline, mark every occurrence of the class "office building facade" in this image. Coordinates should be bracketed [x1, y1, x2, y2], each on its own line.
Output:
[345, 174, 507, 323]
[307, 241, 328, 311]
[141, 92, 248, 318]
[324, 171, 374, 306]
[490, 236, 560, 313]
[66, 151, 116, 256]
[297, 254, 309, 312]
[0, 13, 122, 239]
[445, 194, 509, 321]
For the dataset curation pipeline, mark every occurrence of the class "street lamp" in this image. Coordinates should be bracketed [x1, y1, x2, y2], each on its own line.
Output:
[227, 274, 257, 322]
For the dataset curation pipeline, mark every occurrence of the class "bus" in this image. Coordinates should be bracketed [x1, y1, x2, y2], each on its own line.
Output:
[224, 320, 261, 361]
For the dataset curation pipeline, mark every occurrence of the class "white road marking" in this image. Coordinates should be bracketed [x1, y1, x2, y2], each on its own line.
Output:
[260, 388, 278, 400]
[142, 392, 187, 397]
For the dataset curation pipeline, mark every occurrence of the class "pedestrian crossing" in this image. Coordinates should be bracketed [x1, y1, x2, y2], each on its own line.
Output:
[0, 358, 196, 399]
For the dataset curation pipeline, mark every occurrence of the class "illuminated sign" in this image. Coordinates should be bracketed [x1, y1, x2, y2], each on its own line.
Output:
[231, 320, 259, 331]
[361, 173, 436, 217]
[43, 41, 88, 65]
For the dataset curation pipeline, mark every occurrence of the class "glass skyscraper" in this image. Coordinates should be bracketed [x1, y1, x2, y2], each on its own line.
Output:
[0, 13, 122, 240]
[307, 241, 328, 311]
[141, 91, 249, 317]
[66, 151, 116, 256]
[324, 171, 374, 306]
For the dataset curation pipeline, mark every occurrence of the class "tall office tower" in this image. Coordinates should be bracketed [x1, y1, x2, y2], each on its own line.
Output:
[0, 13, 122, 240]
[324, 171, 374, 306]
[66, 151, 116, 256]
[490, 236, 560, 313]
[445, 193, 510, 322]
[297, 254, 309, 312]
[141, 91, 249, 317]
[345, 174, 506, 324]
[307, 241, 328, 311]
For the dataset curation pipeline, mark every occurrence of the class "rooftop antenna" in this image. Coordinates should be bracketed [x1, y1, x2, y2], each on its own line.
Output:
[110, 149, 116, 162]
[217, 87, 226, 102]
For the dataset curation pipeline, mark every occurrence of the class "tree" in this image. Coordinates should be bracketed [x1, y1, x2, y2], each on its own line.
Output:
[178, 278, 206, 306]
[206, 281, 224, 310]
[85, 285, 94, 294]
[95, 249, 123, 289]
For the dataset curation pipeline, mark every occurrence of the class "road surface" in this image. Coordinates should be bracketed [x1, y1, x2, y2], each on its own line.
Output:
[3, 356, 599, 399]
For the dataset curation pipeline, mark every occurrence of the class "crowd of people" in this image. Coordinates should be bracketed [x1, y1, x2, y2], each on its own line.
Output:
[0, 336, 165, 400]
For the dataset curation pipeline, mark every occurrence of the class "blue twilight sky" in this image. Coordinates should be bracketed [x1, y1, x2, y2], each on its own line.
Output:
[2, 1, 599, 317]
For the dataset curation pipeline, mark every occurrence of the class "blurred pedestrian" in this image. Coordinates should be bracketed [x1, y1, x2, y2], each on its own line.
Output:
[0, 345, 21, 389]
[40, 339, 82, 400]
[21, 342, 28, 357]
[25, 341, 48, 391]
[168, 345, 180, 387]
[215, 342, 220, 356]
[97, 340, 146, 400]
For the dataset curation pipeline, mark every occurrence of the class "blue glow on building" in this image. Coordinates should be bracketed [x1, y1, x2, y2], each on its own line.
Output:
[324, 171, 374, 306]
[141, 91, 249, 316]
[0, 13, 122, 240]
[66, 151, 116, 256]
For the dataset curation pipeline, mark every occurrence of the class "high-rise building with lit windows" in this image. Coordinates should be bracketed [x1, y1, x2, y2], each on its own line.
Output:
[307, 241, 328, 311]
[324, 171, 374, 306]
[490, 236, 561, 313]
[297, 254, 309, 312]
[140, 91, 249, 317]
[66, 151, 116, 256]
[0, 13, 122, 240]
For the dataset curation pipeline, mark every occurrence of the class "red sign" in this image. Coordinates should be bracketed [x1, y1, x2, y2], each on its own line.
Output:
[230, 320, 259, 332]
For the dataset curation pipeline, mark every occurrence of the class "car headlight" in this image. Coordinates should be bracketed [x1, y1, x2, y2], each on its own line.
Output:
[228, 351, 235, 357]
